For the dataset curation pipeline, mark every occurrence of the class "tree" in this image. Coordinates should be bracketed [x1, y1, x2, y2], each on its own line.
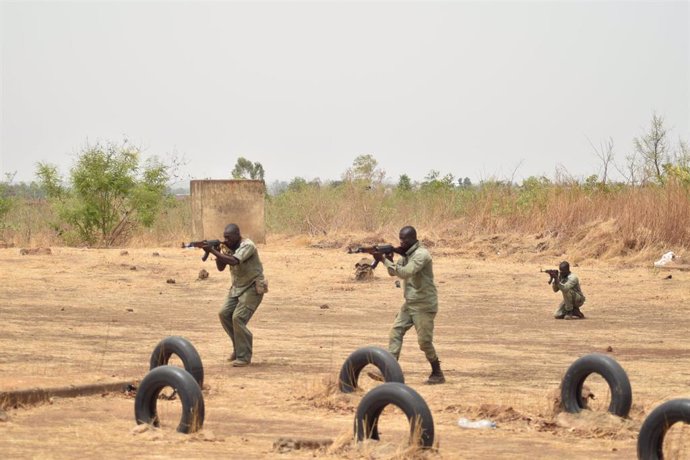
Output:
[634, 113, 670, 184]
[397, 174, 412, 191]
[36, 140, 170, 246]
[231, 157, 265, 180]
[588, 136, 615, 185]
[0, 173, 16, 226]
[343, 154, 385, 185]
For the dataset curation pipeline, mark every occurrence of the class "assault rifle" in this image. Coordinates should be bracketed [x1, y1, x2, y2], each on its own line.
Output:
[182, 239, 222, 261]
[540, 268, 559, 284]
[348, 244, 404, 269]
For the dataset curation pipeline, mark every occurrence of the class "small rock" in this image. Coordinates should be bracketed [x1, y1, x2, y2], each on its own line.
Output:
[60, 307, 65, 311]
[152, 252, 160, 257]
[126, 308, 134, 313]
[120, 250, 129, 256]
[198, 269, 209, 280]
[606, 346, 613, 352]
[0, 410, 9, 422]
[320, 304, 329, 309]
[166, 278, 176, 284]
[664, 274, 672, 280]
[129, 266, 137, 271]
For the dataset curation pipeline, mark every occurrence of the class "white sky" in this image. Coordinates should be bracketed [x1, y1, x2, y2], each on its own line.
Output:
[1, 1, 689, 186]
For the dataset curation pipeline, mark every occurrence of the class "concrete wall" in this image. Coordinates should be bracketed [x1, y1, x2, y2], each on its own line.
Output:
[190, 180, 266, 244]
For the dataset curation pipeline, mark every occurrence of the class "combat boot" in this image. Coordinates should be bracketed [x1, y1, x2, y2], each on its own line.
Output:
[427, 359, 445, 385]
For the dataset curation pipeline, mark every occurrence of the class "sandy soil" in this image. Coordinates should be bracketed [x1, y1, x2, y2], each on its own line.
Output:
[1, 237, 690, 459]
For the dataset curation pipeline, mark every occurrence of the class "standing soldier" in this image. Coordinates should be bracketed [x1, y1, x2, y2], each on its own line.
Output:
[204, 224, 268, 367]
[551, 261, 586, 320]
[372, 225, 445, 384]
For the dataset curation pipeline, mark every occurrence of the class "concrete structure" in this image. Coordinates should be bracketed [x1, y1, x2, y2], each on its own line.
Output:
[190, 180, 266, 244]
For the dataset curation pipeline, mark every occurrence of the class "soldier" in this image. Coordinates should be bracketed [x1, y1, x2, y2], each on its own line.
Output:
[372, 225, 445, 384]
[204, 224, 268, 367]
[551, 261, 586, 320]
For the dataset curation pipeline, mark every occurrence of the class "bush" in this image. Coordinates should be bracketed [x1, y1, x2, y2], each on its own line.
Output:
[36, 140, 171, 246]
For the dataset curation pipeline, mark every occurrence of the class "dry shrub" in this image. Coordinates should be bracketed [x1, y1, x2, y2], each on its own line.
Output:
[295, 374, 357, 414]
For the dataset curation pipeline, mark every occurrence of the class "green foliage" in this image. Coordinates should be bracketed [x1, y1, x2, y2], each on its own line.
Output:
[515, 176, 552, 211]
[421, 170, 456, 192]
[397, 174, 412, 192]
[663, 164, 690, 185]
[35, 140, 171, 246]
[0, 173, 15, 226]
[231, 157, 265, 180]
[343, 154, 385, 186]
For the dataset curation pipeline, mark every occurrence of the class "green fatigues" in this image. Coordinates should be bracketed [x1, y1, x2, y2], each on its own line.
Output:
[218, 238, 264, 363]
[552, 273, 586, 318]
[382, 242, 439, 362]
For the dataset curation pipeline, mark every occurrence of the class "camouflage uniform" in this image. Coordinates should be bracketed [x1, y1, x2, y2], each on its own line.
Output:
[382, 242, 439, 362]
[218, 238, 265, 363]
[552, 272, 586, 318]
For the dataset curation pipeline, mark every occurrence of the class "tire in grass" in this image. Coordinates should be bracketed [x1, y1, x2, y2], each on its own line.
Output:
[354, 382, 434, 448]
[338, 346, 404, 393]
[637, 398, 690, 460]
[561, 352, 632, 417]
[150, 336, 204, 387]
[134, 365, 205, 433]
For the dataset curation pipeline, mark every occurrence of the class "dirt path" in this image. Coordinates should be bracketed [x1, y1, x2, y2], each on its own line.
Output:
[1, 241, 690, 458]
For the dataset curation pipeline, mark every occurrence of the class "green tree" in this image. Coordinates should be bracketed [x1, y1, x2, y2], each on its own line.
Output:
[397, 174, 412, 191]
[231, 157, 265, 180]
[36, 140, 170, 246]
[0, 173, 16, 226]
[343, 154, 385, 185]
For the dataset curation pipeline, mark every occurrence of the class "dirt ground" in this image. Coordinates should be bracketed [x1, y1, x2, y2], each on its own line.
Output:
[2, 236, 690, 459]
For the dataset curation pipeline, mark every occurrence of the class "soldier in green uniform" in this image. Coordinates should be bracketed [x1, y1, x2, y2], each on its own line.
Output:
[551, 261, 586, 320]
[373, 225, 445, 384]
[204, 224, 267, 367]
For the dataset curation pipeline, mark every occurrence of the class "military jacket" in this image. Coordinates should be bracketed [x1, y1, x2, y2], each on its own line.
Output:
[383, 241, 438, 311]
[225, 238, 264, 296]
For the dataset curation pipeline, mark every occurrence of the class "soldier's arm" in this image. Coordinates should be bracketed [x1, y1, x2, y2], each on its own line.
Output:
[557, 274, 579, 291]
[383, 251, 428, 279]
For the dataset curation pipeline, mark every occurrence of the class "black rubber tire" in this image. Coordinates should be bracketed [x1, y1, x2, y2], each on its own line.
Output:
[354, 382, 434, 448]
[134, 365, 205, 433]
[150, 336, 204, 387]
[637, 398, 690, 460]
[338, 346, 404, 393]
[561, 353, 632, 417]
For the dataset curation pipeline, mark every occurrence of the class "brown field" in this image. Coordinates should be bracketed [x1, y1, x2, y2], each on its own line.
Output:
[2, 236, 690, 459]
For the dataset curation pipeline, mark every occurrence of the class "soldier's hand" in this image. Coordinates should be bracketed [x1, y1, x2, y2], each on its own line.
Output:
[385, 252, 394, 262]
[373, 253, 384, 263]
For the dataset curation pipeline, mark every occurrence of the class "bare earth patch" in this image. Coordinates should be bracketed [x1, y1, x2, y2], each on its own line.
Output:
[2, 239, 690, 458]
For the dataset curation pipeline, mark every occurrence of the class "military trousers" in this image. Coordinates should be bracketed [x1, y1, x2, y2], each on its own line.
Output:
[388, 302, 438, 362]
[219, 285, 263, 363]
[553, 290, 585, 318]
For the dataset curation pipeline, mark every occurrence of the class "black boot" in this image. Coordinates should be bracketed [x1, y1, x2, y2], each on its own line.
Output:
[427, 358, 445, 384]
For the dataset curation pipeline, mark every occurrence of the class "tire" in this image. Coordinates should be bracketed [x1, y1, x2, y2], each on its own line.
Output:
[560, 353, 632, 417]
[354, 382, 434, 448]
[150, 336, 204, 387]
[637, 398, 690, 460]
[134, 365, 205, 434]
[338, 346, 404, 393]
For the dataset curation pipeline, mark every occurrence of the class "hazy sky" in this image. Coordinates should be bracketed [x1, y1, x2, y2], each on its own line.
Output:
[1, 1, 689, 186]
